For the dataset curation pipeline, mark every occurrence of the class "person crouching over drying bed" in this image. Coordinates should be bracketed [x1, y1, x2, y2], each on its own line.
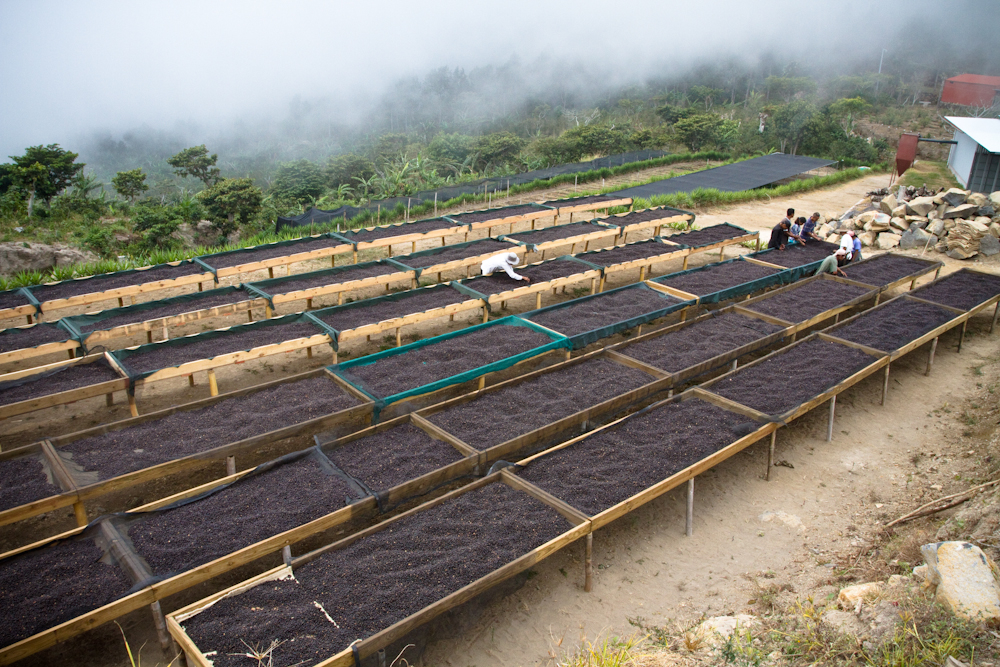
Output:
[815, 248, 848, 278]
[481, 252, 531, 283]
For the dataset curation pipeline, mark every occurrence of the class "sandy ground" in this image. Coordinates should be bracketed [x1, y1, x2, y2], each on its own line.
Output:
[6, 170, 1000, 666]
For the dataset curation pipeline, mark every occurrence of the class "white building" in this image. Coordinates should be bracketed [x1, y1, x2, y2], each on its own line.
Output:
[946, 116, 1000, 193]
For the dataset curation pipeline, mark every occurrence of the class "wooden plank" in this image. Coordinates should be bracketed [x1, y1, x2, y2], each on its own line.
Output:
[414, 246, 525, 279]
[36, 269, 215, 314]
[0, 377, 129, 422]
[551, 197, 632, 217]
[351, 225, 468, 251]
[483, 268, 602, 306]
[521, 228, 618, 255]
[335, 298, 485, 345]
[0, 337, 81, 368]
[269, 268, 416, 306]
[642, 281, 698, 302]
[210, 241, 354, 279]
[604, 212, 693, 236]
[409, 413, 480, 458]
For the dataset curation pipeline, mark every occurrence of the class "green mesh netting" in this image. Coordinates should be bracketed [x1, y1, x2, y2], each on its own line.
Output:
[652, 257, 790, 305]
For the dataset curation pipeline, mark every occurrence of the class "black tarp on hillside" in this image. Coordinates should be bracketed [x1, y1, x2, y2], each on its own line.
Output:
[276, 150, 669, 232]
[609, 154, 836, 200]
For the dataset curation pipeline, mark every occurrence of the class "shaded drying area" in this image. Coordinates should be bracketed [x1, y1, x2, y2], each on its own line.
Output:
[59, 377, 359, 480]
[0, 323, 71, 353]
[543, 195, 617, 207]
[603, 208, 682, 226]
[428, 358, 652, 450]
[843, 254, 936, 287]
[828, 298, 957, 353]
[528, 288, 677, 337]
[118, 321, 323, 375]
[0, 536, 133, 648]
[911, 270, 1000, 311]
[203, 237, 346, 270]
[578, 241, 681, 267]
[397, 240, 515, 269]
[344, 325, 552, 399]
[0, 452, 60, 512]
[75, 290, 251, 334]
[464, 259, 589, 295]
[343, 219, 460, 243]
[623, 312, 784, 373]
[664, 224, 746, 248]
[657, 261, 780, 296]
[181, 482, 568, 667]
[449, 205, 543, 224]
[125, 454, 355, 576]
[27, 263, 205, 303]
[519, 398, 756, 516]
[505, 222, 606, 245]
[0, 360, 121, 407]
[314, 287, 471, 334]
[708, 339, 875, 416]
[256, 262, 398, 296]
[743, 280, 869, 324]
[323, 423, 463, 492]
[754, 241, 840, 268]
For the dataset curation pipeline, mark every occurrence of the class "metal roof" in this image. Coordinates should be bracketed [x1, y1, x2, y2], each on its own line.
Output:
[946, 74, 1000, 87]
[946, 116, 1000, 153]
[608, 153, 836, 199]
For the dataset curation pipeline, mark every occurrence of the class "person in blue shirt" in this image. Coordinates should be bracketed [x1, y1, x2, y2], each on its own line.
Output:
[789, 217, 808, 244]
[852, 233, 863, 263]
[801, 212, 824, 242]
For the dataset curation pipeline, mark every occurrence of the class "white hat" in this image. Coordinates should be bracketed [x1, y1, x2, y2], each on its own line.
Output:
[506, 253, 518, 264]
[835, 248, 846, 255]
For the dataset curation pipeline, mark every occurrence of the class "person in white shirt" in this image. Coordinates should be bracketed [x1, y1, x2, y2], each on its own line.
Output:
[480, 252, 530, 282]
[838, 231, 855, 263]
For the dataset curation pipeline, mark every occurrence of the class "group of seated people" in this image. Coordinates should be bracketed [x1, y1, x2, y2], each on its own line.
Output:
[767, 207, 863, 278]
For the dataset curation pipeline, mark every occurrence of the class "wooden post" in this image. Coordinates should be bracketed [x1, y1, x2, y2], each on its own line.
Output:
[150, 601, 172, 653]
[285, 264, 290, 276]
[198, 281, 204, 292]
[282, 545, 293, 567]
[434, 193, 437, 215]
[353, 249, 358, 264]
[247, 309, 253, 322]
[306, 346, 313, 358]
[584, 533, 593, 592]
[105, 392, 114, 407]
[412, 241, 416, 253]
[880, 363, 890, 406]
[118, 297, 125, 308]
[306, 298, 313, 310]
[685, 478, 694, 537]
[565, 350, 572, 360]
[268, 267, 274, 279]
[188, 375, 196, 387]
[207, 369, 219, 396]
[128, 394, 138, 417]
[332, 349, 338, 364]
[926, 337, 938, 375]
[910, 278, 917, 290]
[265, 304, 273, 318]
[719, 246, 725, 261]
[478, 375, 486, 390]
[338, 291, 345, 306]
[992, 301, 1000, 334]
[482, 308, 489, 323]
[26, 314, 32, 324]
[146, 331, 153, 344]
[590, 277, 597, 295]
[682, 255, 689, 270]
[957, 321, 967, 353]
[73, 501, 88, 527]
[639, 266, 646, 281]
[226, 456, 236, 476]
[766, 430, 776, 481]
[599, 276, 606, 292]
[396, 328, 402, 347]
[731, 359, 738, 371]
[332, 256, 336, 267]
[535, 292, 542, 309]
[826, 395, 836, 442]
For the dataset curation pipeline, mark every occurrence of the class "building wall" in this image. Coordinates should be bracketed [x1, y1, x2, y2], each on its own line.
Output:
[941, 80, 999, 107]
[947, 129, 978, 187]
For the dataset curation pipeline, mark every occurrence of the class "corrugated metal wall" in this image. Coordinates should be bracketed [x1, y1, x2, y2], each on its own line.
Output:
[948, 130, 979, 187]
[969, 147, 1000, 193]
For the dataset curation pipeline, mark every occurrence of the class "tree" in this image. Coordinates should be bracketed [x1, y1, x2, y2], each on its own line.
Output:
[112, 168, 149, 202]
[673, 114, 724, 152]
[199, 178, 263, 239]
[133, 203, 180, 249]
[325, 154, 375, 189]
[656, 105, 697, 125]
[828, 97, 872, 134]
[765, 76, 817, 103]
[10, 144, 84, 204]
[768, 101, 817, 154]
[472, 132, 525, 170]
[688, 86, 728, 110]
[167, 145, 221, 186]
[272, 160, 326, 204]
[11, 162, 48, 218]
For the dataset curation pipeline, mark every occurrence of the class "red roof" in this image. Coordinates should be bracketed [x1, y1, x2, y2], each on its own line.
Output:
[947, 74, 1000, 86]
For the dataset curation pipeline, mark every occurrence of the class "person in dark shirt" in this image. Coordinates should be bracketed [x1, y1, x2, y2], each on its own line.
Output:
[801, 212, 824, 241]
[768, 220, 791, 250]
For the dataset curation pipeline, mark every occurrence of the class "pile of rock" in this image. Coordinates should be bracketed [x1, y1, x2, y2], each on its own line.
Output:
[817, 187, 1000, 260]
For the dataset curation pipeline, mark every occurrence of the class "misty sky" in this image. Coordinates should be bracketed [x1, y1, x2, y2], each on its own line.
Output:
[0, 0, 994, 160]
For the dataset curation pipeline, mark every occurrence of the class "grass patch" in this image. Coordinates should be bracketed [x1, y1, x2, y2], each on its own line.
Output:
[899, 160, 961, 190]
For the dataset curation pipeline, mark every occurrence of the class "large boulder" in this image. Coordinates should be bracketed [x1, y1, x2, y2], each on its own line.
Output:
[906, 196, 937, 217]
[989, 222, 1000, 238]
[967, 192, 987, 207]
[943, 203, 980, 219]
[990, 191, 1000, 209]
[880, 193, 898, 214]
[877, 232, 901, 249]
[892, 204, 907, 218]
[927, 219, 946, 237]
[979, 234, 1000, 257]
[900, 226, 938, 250]
[0, 242, 98, 276]
[691, 615, 758, 647]
[890, 217, 908, 231]
[858, 231, 878, 247]
[941, 188, 968, 207]
[916, 542, 1000, 621]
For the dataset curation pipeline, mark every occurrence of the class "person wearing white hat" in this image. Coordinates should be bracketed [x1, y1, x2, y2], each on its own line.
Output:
[815, 248, 848, 277]
[480, 252, 530, 282]
[838, 231, 855, 262]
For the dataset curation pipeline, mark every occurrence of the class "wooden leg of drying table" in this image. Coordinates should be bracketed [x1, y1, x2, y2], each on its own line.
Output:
[151, 601, 171, 653]
[926, 337, 937, 375]
[26, 314, 33, 324]
[307, 298, 313, 310]
[766, 430, 776, 481]
[128, 394, 139, 417]
[282, 545, 293, 567]
[536, 292, 542, 309]
[881, 363, 890, 406]
[992, 302, 1000, 334]
[958, 321, 967, 353]
[333, 349, 338, 364]
[478, 375, 486, 390]
[590, 277, 597, 295]
[685, 478, 695, 537]
[188, 375, 196, 387]
[584, 533, 593, 592]
[226, 456, 236, 476]
[265, 305, 273, 318]
[353, 250, 358, 264]
[247, 309, 253, 322]
[268, 267, 274, 279]
[482, 308, 489, 323]
[118, 297, 125, 308]
[105, 392, 114, 407]
[639, 266, 646, 281]
[306, 346, 313, 358]
[146, 331, 153, 344]
[396, 328, 402, 347]
[682, 255, 689, 270]
[910, 278, 917, 290]
[599, 276, 606, 292]
[827, 395, 836, 442]
[73, 501, 88, 527]
[731, 359, 738, 371]
[207, 369, 219, 396]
